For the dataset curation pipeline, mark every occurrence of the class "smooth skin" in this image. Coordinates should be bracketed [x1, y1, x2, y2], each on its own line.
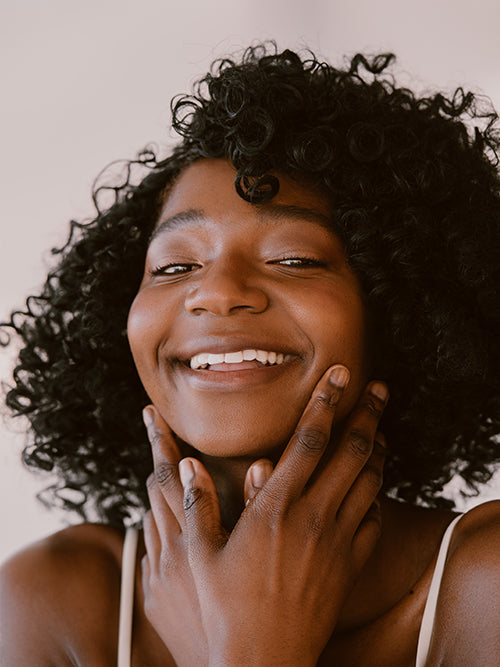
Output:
[1, 160, 500, 666]
[127, 161, 371, 464]
[142, 366, 389, 666]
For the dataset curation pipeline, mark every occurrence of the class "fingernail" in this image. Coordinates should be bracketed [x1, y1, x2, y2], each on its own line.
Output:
[142, 406, 155, 431]
[371, 382, 388, 402]
[250, 462, 267, 489]
[179, 459, 195, 487]
[328, 365, 350, 388]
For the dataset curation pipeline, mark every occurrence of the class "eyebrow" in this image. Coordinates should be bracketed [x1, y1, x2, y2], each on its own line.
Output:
[256, 204, 333, 229]
[149, 209, 203, 244]
[148, 203, 333, 245]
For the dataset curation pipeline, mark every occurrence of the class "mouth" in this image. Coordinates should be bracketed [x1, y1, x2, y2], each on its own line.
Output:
[188, 349, 291, 371]
[170, 337, 301, 389]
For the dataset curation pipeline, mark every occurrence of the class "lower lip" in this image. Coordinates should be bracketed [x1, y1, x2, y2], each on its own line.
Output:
[175, 358, 298, 391]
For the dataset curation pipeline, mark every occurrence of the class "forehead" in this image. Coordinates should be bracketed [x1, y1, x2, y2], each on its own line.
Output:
[154, 159, 334, 236]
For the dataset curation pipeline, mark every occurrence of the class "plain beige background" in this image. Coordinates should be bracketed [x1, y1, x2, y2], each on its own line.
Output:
[1, 0, 500, 564]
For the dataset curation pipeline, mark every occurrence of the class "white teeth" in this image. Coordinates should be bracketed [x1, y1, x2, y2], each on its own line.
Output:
[224, 351, 244, 363]
[255, 350, 268, 363]
[189, 349, 287, 369]
[207, 353, 224, 365]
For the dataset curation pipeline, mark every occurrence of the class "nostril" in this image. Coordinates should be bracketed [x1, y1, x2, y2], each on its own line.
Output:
[184, 282, 269, 316]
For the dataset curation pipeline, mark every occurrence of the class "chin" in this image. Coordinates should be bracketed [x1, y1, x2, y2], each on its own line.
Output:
[172, 416, 296, 460]
[159, 390, 306, 458]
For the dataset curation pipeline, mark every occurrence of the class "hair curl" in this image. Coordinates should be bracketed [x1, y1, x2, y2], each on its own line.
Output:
[3, 44, 500, 523]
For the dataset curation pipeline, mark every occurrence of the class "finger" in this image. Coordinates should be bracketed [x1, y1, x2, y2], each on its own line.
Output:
[351, 499, 383, 572]
[178, 457, 228, 558]
[143, 405, 186, 524]
[262, 364, 350, 506]
[142, 509, 161, 566]
[244, 459, 274, 505]
[311, 381, 388, 510]
[146, 473, 181, 543]
[336, 436, 386, 534]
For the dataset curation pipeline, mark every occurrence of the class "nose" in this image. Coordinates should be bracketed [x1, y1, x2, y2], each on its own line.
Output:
[184, 258, 269, 316]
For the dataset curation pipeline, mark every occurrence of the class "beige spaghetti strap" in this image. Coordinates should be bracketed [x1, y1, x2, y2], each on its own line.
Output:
[118, 527, 139, 667]
[117, 516, 463, 666]
[415, 513, 463, 666]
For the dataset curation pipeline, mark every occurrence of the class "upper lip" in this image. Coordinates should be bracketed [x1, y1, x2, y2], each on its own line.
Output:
[171, 335, 301, 363]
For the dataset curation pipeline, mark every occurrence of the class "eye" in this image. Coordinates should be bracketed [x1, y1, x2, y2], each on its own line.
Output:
[271, 256, 325, 268]
[149, 262, 199, 277]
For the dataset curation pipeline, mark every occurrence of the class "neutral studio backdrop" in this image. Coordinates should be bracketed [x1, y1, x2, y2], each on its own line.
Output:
[1, 0, 500, 564]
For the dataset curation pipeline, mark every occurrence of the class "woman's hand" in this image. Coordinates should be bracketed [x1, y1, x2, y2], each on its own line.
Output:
[142, 365, 388, 666]
[141, 429, 273, 665]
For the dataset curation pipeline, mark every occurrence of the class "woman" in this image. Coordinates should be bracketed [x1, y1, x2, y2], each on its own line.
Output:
[1, 45, 499, 665]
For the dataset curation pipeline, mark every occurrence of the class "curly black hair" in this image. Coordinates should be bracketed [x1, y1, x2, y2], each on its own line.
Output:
[2, 44, 500, 524]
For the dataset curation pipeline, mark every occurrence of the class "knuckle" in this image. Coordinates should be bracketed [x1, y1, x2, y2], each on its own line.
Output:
[254, 486, 288, 527]
[295, 427, 328, 455]
[159, 548, 180, 572]
[360, 395, 384, 419]
[183, 486, 203, 512]
[149, 430, 163, 449]
[305, 510, 326, 540]
[264, 505, 287, 531]
[313, 389, 338, 411]
[347, 430, 372, 459]
[154, 462, 178, 488]
[363, 463, 384, 492]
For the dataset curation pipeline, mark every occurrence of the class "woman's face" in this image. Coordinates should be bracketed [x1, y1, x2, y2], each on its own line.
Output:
[128, 159, 370, 458]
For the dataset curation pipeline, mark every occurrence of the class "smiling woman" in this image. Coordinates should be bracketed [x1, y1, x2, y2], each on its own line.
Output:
[128, 160, 369, 461]
[1, 45, 500, 666]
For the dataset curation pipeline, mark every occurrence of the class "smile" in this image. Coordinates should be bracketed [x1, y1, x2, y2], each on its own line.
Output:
[189, 349, 287, 370]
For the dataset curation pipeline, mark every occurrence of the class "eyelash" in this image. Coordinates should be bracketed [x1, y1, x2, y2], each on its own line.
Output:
[149, 256, 325, 277]
[149, 263, 199, 276]
[272, 256, 325, 267]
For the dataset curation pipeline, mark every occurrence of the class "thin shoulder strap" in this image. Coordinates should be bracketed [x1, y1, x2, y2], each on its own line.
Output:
[415, 513, 463, 666]
[117, 527, 139, 667]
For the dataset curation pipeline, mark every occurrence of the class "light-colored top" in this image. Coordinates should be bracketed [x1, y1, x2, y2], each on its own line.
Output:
[414, 512, 462, 666]
[117, 527, 139, 667]
[117, 514, 464, 667]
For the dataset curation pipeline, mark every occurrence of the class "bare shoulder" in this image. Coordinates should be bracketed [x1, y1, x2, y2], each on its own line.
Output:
[0, 523, 125, 666]
[429, 500, 500, 666]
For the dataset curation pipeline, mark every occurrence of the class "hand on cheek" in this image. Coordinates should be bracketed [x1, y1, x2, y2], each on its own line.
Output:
[141, 366, 388, 664]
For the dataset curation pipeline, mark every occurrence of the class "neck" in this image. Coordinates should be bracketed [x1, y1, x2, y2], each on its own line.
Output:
[196, 452, 257, 529]
[180, 422, 346, 531]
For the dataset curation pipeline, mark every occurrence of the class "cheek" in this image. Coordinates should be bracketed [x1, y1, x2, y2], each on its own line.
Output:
[292, 281, 368, 352]
[126, 279, 371, 454]
[300, 285, 370, 396]
[126, 293, 163, 385]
